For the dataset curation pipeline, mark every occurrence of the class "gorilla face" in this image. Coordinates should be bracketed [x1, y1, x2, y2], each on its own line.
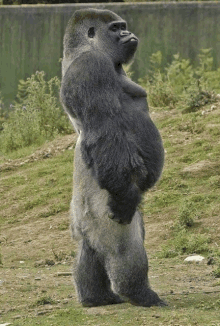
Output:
[106, 21, 138, 65]
[64, 9, 138, 68]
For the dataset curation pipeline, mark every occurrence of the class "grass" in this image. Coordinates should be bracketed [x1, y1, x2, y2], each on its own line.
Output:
[1, 99, 220, 324]
[0, 145, 73, 226]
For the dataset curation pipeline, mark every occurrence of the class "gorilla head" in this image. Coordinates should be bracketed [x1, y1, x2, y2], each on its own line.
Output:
[64, 9, 138, 69]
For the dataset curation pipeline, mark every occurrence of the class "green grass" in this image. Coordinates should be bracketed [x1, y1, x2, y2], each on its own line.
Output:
[4, 293, 220, 326]
[1, 81, 220, 325]
[0, 148, 73, 226]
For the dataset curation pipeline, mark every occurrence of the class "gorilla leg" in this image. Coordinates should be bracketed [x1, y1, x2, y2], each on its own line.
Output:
[74, 238, 124, 307]
[105, 237, 165, 307]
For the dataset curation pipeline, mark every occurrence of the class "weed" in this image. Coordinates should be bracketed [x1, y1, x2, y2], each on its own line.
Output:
[0, 250, 3, 265]
[177, 199, 196, 228]
[35, 296, 56, 306]
[159, 227, 211, 258]
[209, 176, 220, 188]
[52, 248, 66, 262]
[0, 71, 72, 153]
[158, 247, 178, 258]
[213, 266, 220, 278]
[58, 220, 69, 231]
[139, 49, 220, 112]
[173, 229, 210, 255]
[139, 72, 178, 109]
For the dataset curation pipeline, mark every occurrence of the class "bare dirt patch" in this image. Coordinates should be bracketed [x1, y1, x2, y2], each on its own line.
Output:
[0, 134, 77, 172]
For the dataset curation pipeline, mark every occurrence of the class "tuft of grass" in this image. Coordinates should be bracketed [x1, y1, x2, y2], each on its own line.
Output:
[0, 148, 73, 227]
[213, 266, 220, 278]
[173, 230, 210, 255]
[35, 296, 56, 306]
[159, 230, 211, 258]
[177, 199, 196, 228]
[58, 220, 69, 231]
[0, 250, 3, 265]
[51, 248, 67, 262]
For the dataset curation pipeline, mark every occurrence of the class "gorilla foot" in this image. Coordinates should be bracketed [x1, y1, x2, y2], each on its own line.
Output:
[81, 293, 124, 307]
[128, 289, 167, 308]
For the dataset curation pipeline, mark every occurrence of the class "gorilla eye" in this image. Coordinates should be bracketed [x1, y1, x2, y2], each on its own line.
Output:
[121, 25, 126, 31]
[88, 27, 95, 38]
[111, 25, 118, 32]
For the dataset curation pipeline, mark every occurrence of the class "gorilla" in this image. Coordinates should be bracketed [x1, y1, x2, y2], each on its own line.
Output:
[60, 8, 165, 307]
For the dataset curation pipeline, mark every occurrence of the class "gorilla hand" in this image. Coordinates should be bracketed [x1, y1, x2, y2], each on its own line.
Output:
[108, 185, 141, 224]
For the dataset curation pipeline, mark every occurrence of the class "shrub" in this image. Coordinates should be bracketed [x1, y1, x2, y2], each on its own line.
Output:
[139, 49, 220, 111]
[177, 199, 196, 228]
[158, 247, 178, 258]
[141, 72, 178, 109]
[159, 230, 211, 258]
[0, 71, 72, 153]
[213, 266, 220, 278]
[173, 230, 210, 255]
[35, 296, 56, 306]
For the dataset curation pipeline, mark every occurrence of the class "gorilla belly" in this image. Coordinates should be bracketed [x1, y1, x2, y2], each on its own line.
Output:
[71, 134, 144, 256]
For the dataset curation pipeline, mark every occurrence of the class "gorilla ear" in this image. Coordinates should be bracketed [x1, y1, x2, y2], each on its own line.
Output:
[88, 27, 95, 38]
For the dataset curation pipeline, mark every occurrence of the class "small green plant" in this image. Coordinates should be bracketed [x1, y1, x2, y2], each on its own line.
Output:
[16, 78, 31, 103]
[177, 199, 196, 228]
[58, 220, 69, 231]
[140, 72, 178, 109]
[173, 229, 210, 255]
[52, 247, 66, 262]
[209, 175, 220, 188]
[158, 247, 178, 258]
[0, 250, 3, 265]
[139, 49, 220, 111]
[35, 296, 56, 306]
[213, 266, 220, 278]
[0, 71, 72, 153]
[159, 229, 211, 258]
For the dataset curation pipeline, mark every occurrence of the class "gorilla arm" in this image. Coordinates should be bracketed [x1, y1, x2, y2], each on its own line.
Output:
[61, 51, 147, 224]
[120, 74, 147, 98]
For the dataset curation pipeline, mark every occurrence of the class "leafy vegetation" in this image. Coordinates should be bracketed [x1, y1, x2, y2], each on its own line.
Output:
[0, 71, 72, 153]
[139, 48, 220, 112]
[34, 296, 56, 306]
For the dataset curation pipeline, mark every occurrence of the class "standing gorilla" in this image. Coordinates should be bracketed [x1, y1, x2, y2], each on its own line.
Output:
[61, 8, 165, 307]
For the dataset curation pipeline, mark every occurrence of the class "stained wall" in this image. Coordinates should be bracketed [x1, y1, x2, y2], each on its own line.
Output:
[0, 2, 220, 104]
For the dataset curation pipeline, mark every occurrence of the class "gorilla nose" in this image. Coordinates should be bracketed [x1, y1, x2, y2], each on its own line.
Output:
[120, 31, 131, 37]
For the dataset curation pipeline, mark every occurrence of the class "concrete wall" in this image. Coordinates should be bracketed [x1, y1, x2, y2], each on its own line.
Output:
[1, 2, 220, 105]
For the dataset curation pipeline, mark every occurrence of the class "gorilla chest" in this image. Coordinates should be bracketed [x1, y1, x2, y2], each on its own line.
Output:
[120, 92, 148, 114]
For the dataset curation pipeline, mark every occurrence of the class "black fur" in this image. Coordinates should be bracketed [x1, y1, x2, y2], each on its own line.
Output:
[74, 239, 124, 307]
[61, 8, 166, 307]
[61, 10, 164, 224]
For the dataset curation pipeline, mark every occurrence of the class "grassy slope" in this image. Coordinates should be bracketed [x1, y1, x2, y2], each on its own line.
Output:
[0, 103, 220, 325]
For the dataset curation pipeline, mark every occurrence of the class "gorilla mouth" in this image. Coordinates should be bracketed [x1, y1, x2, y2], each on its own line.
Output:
[122, 37, 138, 44]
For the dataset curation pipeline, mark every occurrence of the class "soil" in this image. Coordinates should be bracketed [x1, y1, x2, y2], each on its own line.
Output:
[0, 131, 220, 324]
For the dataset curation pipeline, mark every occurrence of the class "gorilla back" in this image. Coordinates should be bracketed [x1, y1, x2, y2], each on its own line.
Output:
[61, 8, 165, 307]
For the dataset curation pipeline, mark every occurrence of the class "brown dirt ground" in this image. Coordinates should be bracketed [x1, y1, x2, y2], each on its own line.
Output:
[0, 132, 220, 322]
